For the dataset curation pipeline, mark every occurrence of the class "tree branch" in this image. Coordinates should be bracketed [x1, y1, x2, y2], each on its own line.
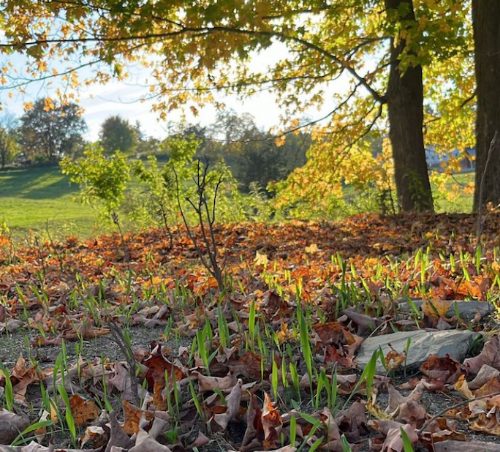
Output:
[0, 21, 386, 105]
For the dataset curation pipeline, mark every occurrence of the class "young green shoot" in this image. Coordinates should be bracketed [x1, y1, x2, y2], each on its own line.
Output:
[0, 360, 14, 411]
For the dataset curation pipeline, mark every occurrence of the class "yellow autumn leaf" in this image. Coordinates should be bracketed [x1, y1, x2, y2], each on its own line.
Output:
[43, 98, 55, 111]
[254, 251, 268, 267]
[305, 243, 319, 254]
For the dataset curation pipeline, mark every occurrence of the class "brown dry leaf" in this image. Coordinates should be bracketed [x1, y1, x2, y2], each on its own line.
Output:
[367, 393, 393, 421]
[188, 431, 210, 449]
[369, 419, 406, 436]
[320, 407, 340, 441]
[464, 335, 500, 375]
[0, 408, 30, 444]
[383, 382, 426, 427]
[469, 365, 500, 390]
[382, 424, 418, 452]
[454, 375, 474, 399]
[228, 351, 264, 379]
[385, 384, 407, 416]
[395, 400, 427, 428]
[313, 322, 349, 344]
[254, 251, 268, 267]
[242, 389, 262, 447]
[420, 354, 463, 384]
[122, 401, 153, 435]
[0, 444, 100, 451]
[106, 410, 134, 450]
[305, 243, 319, 254]
[107, 361, 135, 402]
[12, 356, 38, 404]
[475, 376, 500, 398]
[335, 400, 369, 441]
[336, 374, 360, 394]
[128, 428, 172, 452]
[262, 392, 283, 450]
[212, 379, 243, 431]
[341, 308, 381, 335]
[230, 447, 297, 452]
[276, 322, 294, 342]
[470, 407, 500, 436]
[81, 426, 107, 448]
[419, 417, 467, 446]
[385, 349, 406, 371]
[69, 394, 100, 426]
[143, 343, 185, 391]
[196, 370, 237, 392]
[324, 344, 357, 369]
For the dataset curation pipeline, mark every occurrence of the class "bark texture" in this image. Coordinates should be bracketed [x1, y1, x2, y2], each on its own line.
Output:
[473, 0, 500, 210]
[385, 0, 434, 212]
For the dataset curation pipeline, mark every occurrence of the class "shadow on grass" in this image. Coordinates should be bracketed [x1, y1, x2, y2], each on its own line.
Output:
[0, 167, 79, 200]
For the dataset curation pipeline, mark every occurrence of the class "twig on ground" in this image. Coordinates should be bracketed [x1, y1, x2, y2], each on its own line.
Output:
[417, 390, 500, 435]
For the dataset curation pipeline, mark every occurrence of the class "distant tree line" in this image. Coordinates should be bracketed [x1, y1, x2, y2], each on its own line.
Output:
[0, 99, 311, 194]
[171, 110, 311, 194]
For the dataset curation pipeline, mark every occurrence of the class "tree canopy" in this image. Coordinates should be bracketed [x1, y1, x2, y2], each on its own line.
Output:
[0, 0, 482, 210]
[99, 115, 138, 155]
[18, 98, 87, 162]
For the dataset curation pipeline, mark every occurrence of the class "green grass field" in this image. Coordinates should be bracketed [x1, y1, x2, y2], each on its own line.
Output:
[0, 166, 100, 239]
[0, 166, 475, 240]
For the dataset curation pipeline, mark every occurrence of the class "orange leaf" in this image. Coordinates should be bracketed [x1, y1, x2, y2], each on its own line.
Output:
[69, 394, 99, 427]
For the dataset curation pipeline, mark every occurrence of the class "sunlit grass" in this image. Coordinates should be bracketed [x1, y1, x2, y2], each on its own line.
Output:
[0, 166, 98, 238]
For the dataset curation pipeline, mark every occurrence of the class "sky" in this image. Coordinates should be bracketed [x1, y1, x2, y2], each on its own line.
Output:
[0, 41, 347, 142]
[77, 80, 288, 141]
[1, 66, 287, 141]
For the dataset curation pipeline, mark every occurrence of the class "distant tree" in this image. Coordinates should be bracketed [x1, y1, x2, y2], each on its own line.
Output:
[0, 112, 19, 169]
[99, 115, 138, 155]
[132, 121, 161, 156]
[18, 98, 87, 163]
[180, 110, 311, 192]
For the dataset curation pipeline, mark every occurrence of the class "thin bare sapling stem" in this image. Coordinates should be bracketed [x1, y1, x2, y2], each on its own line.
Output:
[174, 159, 225, 291]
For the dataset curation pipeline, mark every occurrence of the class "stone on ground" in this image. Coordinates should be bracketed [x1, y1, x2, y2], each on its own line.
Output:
[356, 329, 478, 372]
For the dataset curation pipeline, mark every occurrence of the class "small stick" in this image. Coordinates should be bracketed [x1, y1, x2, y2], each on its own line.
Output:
[417, 390, 500, 435]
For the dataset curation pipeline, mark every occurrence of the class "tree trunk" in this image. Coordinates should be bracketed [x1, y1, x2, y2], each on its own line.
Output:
[472, 0, 500, 210]
[385, 0, 434, 212]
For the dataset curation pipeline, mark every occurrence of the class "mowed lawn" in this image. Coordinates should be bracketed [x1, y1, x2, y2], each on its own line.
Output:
[0, 166, 99, 238]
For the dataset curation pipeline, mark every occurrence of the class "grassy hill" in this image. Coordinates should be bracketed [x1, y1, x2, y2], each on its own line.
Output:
[0, 166, 99, 239]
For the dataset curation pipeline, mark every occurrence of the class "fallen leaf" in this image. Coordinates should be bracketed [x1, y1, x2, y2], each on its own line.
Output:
[464, 335, 500, 375]
[212, 379, 243, 431]
[0, 408, 30, 444]
[420, 354, 463, 384]
[69, 394, 99, 426]
[254, 251, 268, 267]
[382, 424, 418, 452]
[122, 401, 153, 435]
[262, 392, 283, 450]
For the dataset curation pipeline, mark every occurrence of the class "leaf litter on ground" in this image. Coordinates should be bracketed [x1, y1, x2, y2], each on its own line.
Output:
[0, 213, 500, 450]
